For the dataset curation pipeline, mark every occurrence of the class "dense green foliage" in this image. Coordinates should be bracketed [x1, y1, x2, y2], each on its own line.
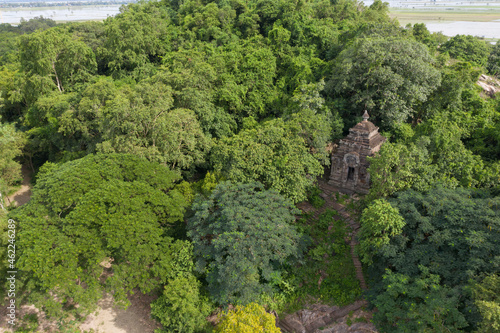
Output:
[290, 209, 362, 307]
[211, 118, 323, 202]
[10, 154, 192, 316]
[151, 274, 212, 333]
[487, 43, 500, 77]
[1, 0, 500, 331]
[373, 267, 468, 332]
[329, 37, 441, 127]
[367, 187, 500, 331]
[440, 34, 491, 67]
[188, 181, 305, 305]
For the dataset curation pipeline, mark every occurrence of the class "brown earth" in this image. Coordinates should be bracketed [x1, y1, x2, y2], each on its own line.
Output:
[6, 164, 32, 207]
[0, 292, 160, 333]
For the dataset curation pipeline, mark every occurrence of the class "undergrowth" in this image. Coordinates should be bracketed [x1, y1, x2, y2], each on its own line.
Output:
[307, 185, 325, 208]
[279, 209, 362, 314]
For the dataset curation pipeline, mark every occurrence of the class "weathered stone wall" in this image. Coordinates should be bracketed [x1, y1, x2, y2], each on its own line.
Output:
[329, 117, 385, 194]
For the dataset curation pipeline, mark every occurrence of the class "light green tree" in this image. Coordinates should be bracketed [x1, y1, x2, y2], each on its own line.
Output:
[367, 139, 436, 200]
[472, 274, 500, 332]
[102, 2, 171, 72]
[211, 118, 323, 203]
[358, 199, 406, 265]
[0, 121, 24, 187]
[19, 27, 96, 96]
[10, 154, 191, 317]
[216, 303, 281, 333]
[151, 274, 212, 333]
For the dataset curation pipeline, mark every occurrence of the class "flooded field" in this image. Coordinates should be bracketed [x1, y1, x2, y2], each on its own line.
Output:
[369, 0, 500, 39]
[1, 0, 500, 39]
[416, 20, 500, 38]
[0, 5, 122, 24]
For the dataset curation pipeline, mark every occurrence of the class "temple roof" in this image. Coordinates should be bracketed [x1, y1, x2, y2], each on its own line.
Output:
[351, 120, 378, 133]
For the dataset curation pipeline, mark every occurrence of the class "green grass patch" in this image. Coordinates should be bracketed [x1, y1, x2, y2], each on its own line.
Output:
[389, 9, 500, 24]
[14, 313, 39, 333]
[307, 185, 325, 209]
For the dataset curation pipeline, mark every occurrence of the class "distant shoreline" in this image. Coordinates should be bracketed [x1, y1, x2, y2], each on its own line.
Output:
[0, 0, 134, 8]
[389, 7, 500, 41]
[0, 4, 123, 24]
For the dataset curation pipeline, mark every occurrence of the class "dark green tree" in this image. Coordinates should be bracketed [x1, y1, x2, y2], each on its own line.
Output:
[211, 118, 323, 202]
[373, 267, 468, 332]
[18, 16, 56, 34]
[368, 187, 500, 330]
[329, 37, 441, 127]
[440, 34, 491, 67]
[487, 43, 500, 77]
[188, 181, 306, 305]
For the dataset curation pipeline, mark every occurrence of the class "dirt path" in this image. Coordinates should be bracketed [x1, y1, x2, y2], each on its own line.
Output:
[6, 164, 32, 207]
[0, 292, 160, 333]
[79, 292, 161, 333]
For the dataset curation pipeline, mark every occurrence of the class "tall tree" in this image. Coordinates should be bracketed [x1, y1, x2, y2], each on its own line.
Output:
[188, 181, 306, 305]
[19, 28, 96, 97]
[211, 118, 323, 202]
[102, 2, 171, 73]
[10, 154, 191, 316]
[329, 37, 441, 127]
[96, 79, 211, 170]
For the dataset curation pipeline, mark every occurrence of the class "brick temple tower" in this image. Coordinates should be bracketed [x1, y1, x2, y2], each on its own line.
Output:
[328, 111, 386, 194]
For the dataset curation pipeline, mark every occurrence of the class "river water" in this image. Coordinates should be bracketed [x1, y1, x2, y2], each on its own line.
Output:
[0, 5, 122, 24]
[425, 20, 500, 38]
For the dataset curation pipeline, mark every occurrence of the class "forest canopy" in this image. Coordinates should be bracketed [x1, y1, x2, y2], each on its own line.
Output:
[1, 0, 499, 331]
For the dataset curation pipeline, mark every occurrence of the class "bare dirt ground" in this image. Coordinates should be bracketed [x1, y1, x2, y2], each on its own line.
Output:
[0, 292, 161, 333]
[6, 165, 32, 207]
[79, 292, 161, 333]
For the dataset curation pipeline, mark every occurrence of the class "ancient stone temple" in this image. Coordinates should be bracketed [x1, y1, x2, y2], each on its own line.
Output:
[329, 111, 386, 194]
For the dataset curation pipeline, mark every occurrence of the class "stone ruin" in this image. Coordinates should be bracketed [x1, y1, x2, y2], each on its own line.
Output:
[329, 111, 386, 194]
